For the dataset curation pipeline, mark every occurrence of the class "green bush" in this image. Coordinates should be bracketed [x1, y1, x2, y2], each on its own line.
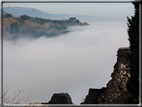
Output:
[6, 13, 12, 17]
[10, 22, 19, 34]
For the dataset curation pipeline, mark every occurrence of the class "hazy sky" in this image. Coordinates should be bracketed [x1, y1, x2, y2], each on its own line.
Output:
[2, 0, 134, 21]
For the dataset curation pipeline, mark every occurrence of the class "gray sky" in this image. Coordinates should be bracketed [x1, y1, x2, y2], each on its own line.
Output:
[2, 1, 134, 20]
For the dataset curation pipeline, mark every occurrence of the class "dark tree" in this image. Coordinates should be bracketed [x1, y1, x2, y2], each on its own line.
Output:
[6, 13, 12, 17]
[21, 15, 30, 19]
[10, 22, 19, 34]
[126, 2, 139, 104]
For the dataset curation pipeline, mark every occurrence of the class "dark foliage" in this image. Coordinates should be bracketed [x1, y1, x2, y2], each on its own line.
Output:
[126, 2, 139, 104]
[21, 15, 30, 19]
[20, 15, 81, 25]
[10, 22, 19, 34]
[6, 13, 12, 17]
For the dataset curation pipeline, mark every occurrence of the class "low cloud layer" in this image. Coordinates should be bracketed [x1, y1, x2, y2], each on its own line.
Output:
[2, 22, 129, 104]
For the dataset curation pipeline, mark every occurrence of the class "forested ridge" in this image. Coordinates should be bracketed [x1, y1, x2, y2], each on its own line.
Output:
[3, 14, 89, 39]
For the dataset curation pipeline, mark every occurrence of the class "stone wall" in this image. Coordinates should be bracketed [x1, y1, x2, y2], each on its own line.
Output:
[82, 47, 131, 104]
[81, 87, 106, 104]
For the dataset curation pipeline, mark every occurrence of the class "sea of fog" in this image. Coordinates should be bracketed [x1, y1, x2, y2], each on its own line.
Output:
[1, 22, 129, 105]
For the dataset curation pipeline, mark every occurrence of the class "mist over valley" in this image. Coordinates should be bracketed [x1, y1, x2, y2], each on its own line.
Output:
[3, 21, 129, 104]
[1, 3, 134, 104]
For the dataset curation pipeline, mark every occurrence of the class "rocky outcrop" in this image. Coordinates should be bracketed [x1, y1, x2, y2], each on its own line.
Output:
[81, 87, 106, 104]
[42, 93, 73, 104]
[82, 47, 131, 104]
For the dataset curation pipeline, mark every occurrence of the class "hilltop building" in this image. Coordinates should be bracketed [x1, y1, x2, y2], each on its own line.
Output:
[69, 17, 77, 21]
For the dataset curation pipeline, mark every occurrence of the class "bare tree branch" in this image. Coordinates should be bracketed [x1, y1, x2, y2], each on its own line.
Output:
[0, 85, 24, 104]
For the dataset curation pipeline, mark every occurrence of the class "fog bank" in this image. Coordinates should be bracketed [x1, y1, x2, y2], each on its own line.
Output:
[2, 22, 129, 104]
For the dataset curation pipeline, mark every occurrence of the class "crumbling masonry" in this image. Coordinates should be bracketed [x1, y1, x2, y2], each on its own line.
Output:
[82, 47, 131, 104]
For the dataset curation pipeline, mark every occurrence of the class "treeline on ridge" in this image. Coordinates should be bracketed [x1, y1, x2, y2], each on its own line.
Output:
[3, 13, 89, 39]
[21, 15, 81, 25]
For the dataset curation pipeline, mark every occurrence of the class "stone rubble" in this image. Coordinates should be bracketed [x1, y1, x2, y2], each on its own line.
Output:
[28, 47, 132, 105]
[41, 93, 73, 104]
[82, 47, 131, 104]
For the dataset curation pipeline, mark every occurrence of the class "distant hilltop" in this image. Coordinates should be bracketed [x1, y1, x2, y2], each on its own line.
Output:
[2, 13, 89, 39]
